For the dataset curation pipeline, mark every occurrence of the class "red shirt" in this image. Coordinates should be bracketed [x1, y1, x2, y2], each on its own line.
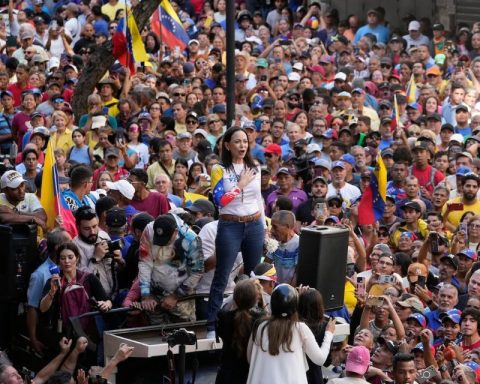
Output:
[131, 191, 170, 218]
[7, 82, 32, 107]
[93, 165, 129, 187]
[41, 88, 73, 103]
[461, 338, 480, 352]
[411, 164, 445, 194]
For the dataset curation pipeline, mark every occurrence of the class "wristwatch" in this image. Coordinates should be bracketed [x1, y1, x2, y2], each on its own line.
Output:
[439, 364, 448, 372]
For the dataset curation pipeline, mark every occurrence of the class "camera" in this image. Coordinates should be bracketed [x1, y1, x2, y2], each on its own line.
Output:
[107, 239, 124, 253]
[88, 376, 108, 384]
[429, 232, 439, 254]
[166, 328, 197, 347]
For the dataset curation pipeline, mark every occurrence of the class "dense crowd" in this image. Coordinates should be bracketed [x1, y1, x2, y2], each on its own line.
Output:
[3, 0, 480, 383]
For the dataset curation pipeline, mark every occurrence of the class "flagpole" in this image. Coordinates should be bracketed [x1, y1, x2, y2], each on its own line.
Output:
[158, 2, 164, 62]
[226, 0, 235, 126]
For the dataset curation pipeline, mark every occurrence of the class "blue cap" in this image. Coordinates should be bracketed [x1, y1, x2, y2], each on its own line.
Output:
[351, 87, 365, 94]
[212, 104, 226, 113]
[412, 342, 425, 352]
[341, 153, 355, 166]
[0, 90, 13, 98]
[440, 309, 461, 324]
[198, 116, 208, 124]
[325, 215, 340, 224]
[332, 160, 346, 170]
[322, 128, 336, 139]
[407, 313, 427, 328]
[456, 166, 472, 176]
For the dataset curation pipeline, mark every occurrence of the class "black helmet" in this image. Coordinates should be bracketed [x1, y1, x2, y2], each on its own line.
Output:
[271, 284, 298, 318]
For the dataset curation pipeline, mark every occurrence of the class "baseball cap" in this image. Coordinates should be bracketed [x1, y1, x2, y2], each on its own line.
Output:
[312, 176, 328, 185]
[177, 132, 192, 140]
[288, 72, 301, 82]
[185, 199, 215, 215]
[152, 214, 177, 246]
[276, 167, 292, 176]
[458, 249, 478, 261]
[407, 262, 428, 282]
[449, 133, 464, 143]
[341, 153, 355, 166]
[321, 128, 337, 139]
[105, 180, 135, 200]
[256, 58, 268, 68]
[331, 160, 346, 170]
[456, 166, 472, 176]
[306, 143, 321, 154]
[325, 216, 340, 224]
[105, 147, 120, 158]
[0, 90, 13, 99]
[131, 212, 154, 232]
[400, 201, 422, 212]
[263, 143, 282, 156]
[311, 158, 331, 170]
[427, 113, 442, 122]
[212, 104, 226, 114]
[106, 208, 127, 228]
[334, 72, 347, 81]
[426, 66, 441, 77]
[396, 296, 425, 313]
[381, 148, 394, 157]
[407, 313, 427, 328]
[412, 140, 430, 152]
[1, 170, 26, 189]
[455, 103, 470, 113]
[373, 243, 392, 256]
[408, 20, 421, 31]
[440, 254, 459, 270]
[440, 309, 462, 324]
[31, 126, 50, 138]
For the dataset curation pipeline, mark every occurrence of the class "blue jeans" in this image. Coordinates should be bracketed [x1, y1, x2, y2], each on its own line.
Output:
[207, 218, 264, 330]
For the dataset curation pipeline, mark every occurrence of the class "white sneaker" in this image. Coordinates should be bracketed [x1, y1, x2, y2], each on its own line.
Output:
[206, 330, 216, 340]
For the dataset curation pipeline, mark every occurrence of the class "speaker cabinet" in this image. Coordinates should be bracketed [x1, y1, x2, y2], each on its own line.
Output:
[0, 224, 38, 302]
[297, 225, 349, 311]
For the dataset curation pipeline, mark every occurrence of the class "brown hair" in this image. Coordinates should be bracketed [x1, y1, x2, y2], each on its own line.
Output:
[232, 280, 259, 357]
[257, 315, 298, 355]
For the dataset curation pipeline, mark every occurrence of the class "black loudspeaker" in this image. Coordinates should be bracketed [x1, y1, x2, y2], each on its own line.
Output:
[0, 224, 38, 302]
[297, 225, 349, 311]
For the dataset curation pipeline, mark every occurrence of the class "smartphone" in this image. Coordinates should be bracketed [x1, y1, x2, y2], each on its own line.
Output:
[279, 39, 292, 46]
[448, 202, 464, 211]
[378, 275, 395, 285]
[366, 296, 384, 307]
[51, 20, 58, 30]
[357, 277, 365, 297]
[260, 75, 267, 81]
[183, 79, 191, 86]
[459, 222, 468, 237]
[314, 202, 326, 217]
[346, 263, 356, 278]
[417, 366, 439, 384]
[417, 276, 426, 288]
[429, 232, 439, 254]
[140, 120, 149, 131]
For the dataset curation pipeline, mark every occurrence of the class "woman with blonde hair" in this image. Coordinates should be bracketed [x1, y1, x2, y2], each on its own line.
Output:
[50, 110, 73, 152]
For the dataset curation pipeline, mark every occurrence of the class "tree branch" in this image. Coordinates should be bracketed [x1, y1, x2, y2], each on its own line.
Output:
[71, 0, 161, 122]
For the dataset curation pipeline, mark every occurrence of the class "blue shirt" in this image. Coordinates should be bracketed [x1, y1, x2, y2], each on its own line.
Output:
[27, 258, 55, 308]
[251, 143, 265, 164]
[354, 24, 391, 45]
[455, 126, 472, 138]
[62, 189, 96, 212]
[425, 309, 442, 333]
[0, 113, 12, 152]
[168, 193, 182, 207]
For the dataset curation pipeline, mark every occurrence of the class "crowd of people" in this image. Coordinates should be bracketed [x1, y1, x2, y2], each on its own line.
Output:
[3, 0, 480, 382]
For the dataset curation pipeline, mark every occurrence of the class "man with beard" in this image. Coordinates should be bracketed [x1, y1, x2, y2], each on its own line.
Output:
[387, 162, 408, 203]
[443, 173, 480, 230]
[391, 353, 418, 384]
[72, 206, 121, 298]
[367, 337, 399, 383]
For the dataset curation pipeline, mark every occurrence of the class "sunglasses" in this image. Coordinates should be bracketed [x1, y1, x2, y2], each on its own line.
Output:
[174, 93, 186, 97]
[129, 126, 139, 132]
[264, 153, 274, 158]
[328, 203, 341, 208]
[209, 120, 220, 123]
[381, 64, 392, 69]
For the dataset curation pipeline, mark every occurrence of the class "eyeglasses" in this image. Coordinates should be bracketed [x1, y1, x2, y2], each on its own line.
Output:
[264, 153, 274, 158]
[110, 25, 117, 29]
[52, 76, 62, 81]
[328, 203, 341, 208]
[174, 93, 186, 97]
[289, 97, 299, 101]
[209, 120, 220, 124]
[378, 260, 394, 266]
[381, 64, 392, 69]
[470, 224, 480, 229]
[378, 232, 389, 237]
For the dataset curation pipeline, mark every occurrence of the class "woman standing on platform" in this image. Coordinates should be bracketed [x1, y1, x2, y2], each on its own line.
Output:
[207, 126, 265, 337]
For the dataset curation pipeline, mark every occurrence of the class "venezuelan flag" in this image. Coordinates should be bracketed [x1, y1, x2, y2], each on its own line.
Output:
[211, 165, 225, 207]
[41, 141, 77, 237]
[112, 13, 148, 74]
[151, 0, 190, 50]
[358, 155, 387, 225]
[406, 74, 419, 104]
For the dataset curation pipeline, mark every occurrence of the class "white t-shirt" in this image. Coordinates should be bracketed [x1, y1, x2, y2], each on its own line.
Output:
[128, 142, 149, 169]
[326, 183, 361, 204]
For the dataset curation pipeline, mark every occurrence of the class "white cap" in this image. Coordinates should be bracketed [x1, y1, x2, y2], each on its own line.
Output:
[292, 62, 304, 71]
[106, 180, 135, 200]
[408, 20, 421, 31]
[91, 115, 107, 129]
[47, 57, 60, 72]
[193, 128, 209, 138]
[1, 170, 26, 189]
[334, 72, 347, 81]
[450, 133, 464, 144]
[307, 143, 321, 153]
[288, 72, 301, 82]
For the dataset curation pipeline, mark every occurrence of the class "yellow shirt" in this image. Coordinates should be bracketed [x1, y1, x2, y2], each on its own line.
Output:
[103, 97, 119, 117]
[442, 197, 480, 228]
[101, 2, 130, 21]
[51, 128, 73, 153]
[146, 161, 175, 189]
[344, 280, 357, 315]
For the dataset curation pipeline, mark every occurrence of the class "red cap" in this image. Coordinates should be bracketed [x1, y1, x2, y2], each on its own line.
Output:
[263, 143, 282, 156]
